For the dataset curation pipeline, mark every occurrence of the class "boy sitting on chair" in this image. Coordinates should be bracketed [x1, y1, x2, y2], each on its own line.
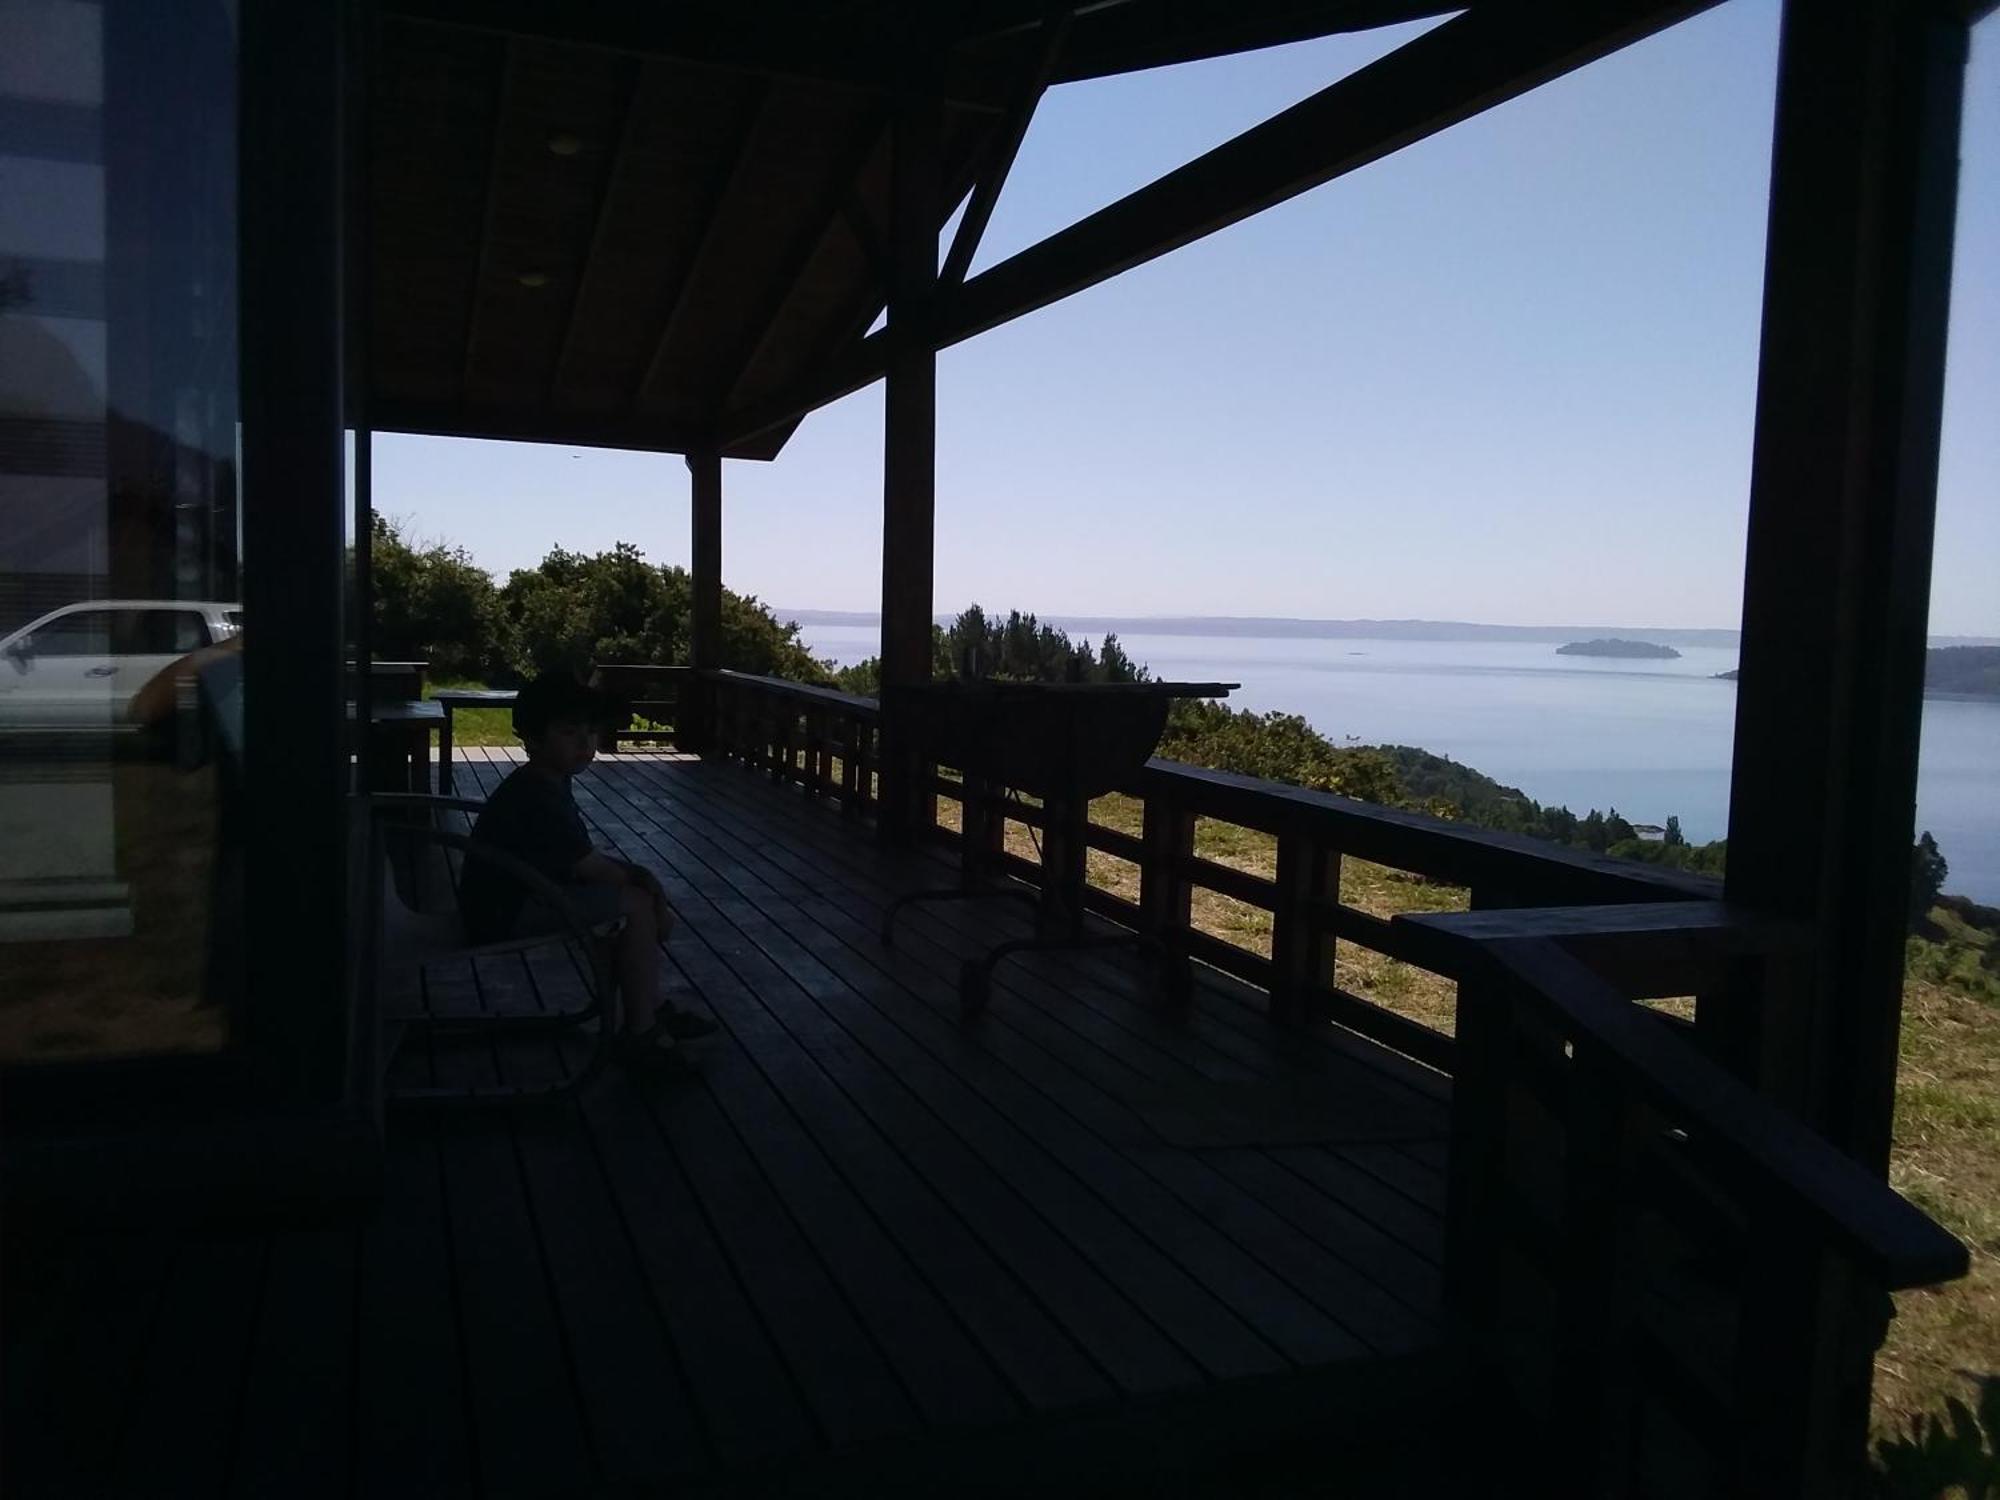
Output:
[459, 672, 717, 1071]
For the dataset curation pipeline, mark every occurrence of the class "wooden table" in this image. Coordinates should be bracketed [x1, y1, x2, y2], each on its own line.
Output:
[880, 680, 1235, 1015]
[360, 699, 445, 793]
[432, 688, 518, 793]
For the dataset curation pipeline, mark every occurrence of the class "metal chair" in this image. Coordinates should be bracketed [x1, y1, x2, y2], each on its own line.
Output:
[367, 793, 622, 1105]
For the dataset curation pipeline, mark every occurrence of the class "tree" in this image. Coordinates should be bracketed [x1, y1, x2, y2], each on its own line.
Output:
[491, 542, 833, 684]
[1663, 815, 1685, 848]
[370, 515, 500, 679]
[1911, 831, 1949, 929]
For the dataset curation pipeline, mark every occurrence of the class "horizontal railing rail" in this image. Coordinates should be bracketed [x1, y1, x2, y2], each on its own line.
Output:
[931, 748, 1718, 1072]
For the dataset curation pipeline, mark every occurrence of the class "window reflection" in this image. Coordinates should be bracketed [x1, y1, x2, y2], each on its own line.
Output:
[0, 0, 240, 1062]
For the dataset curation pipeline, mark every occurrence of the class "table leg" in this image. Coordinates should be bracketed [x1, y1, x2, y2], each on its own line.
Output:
[439, 707, 455, 794]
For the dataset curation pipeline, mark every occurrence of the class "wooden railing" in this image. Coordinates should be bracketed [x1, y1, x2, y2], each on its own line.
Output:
[591, 663, 695, 751]
[701, 669, 1718, 1074]
[705, 670, 883, 817]
[1402, 905, 1967, 1499]
[695, 670, 1969, 1496]
[937, 756, 1719, 1072]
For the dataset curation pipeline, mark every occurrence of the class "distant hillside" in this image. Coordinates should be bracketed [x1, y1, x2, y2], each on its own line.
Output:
[1928, 646, 2000, 698]
[783, 609, 1998, 653]
[1557, 638, 1682, 660]
[1714, 648, 2000, 697]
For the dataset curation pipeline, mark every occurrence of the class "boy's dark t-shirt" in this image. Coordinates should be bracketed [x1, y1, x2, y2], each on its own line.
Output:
[460, 764, 593, 941]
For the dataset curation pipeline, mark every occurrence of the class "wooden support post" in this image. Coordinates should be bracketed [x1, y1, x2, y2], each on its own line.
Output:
[1140, 795, 1196, 1006]
[686, 449, 721, 753]
[1270, 833, 1313, 1026]
[1723, 0, 1968, 1169]
[239, 0, 348, 1101]
[878, 88, 941, 844]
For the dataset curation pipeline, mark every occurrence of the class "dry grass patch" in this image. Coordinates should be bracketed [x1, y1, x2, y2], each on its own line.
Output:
[1879, 951, 2000, 1434]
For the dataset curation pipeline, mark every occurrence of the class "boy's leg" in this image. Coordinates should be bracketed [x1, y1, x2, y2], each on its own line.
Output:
[613, 884, 661, 1036]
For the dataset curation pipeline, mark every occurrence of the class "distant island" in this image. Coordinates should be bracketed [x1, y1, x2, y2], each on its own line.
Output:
[1713, 648, 2000, 698]
[1557, 639, 1682, 660]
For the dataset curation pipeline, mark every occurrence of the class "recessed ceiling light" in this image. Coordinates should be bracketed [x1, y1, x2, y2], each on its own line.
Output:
[547, 132, 582, 157]
[516, 271, 549, 289]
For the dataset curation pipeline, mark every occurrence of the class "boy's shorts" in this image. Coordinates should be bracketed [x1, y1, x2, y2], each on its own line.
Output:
[508, 884, 627, 941]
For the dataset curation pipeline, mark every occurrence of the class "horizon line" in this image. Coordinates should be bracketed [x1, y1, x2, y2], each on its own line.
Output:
[772, 609, 2000, 644]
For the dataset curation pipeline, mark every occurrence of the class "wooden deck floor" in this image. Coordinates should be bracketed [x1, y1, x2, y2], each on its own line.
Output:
[7, 751, 1457, 1498]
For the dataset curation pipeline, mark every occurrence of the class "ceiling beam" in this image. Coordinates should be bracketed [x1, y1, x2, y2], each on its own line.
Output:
[717, 0, 1721, 449]
[379, 0, 1010, 111]
[546, 55, 644, 408]
[372, 398, 723, 458]
[939, 6, 1072, 289]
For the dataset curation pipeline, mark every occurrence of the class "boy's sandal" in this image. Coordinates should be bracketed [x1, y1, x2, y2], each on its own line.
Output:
[615, 1018, 701, 1077]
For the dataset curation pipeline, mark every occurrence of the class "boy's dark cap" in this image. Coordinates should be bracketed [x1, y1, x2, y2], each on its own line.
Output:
[512, 672, 611, 736]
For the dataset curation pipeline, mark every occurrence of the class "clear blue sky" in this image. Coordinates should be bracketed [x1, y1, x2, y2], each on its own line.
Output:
[374, 0, 1999, 635]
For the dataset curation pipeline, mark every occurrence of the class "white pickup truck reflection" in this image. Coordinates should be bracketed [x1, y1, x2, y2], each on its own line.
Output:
[0, 601, 242, 728]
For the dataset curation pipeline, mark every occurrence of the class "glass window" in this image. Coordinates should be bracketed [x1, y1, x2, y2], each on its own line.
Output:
[121, 608, 209, 655]
[26, 610, 114, 656]
[0, 0, 241, 1063]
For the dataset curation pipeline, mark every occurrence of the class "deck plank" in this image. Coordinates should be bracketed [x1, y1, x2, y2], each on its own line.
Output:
[429, 994, 597, 1494]
[568, 758, 1383, 1369]
[354, 1114, 478, 1498]
[454, 757, 932, 1453]
[231, 1227, 359, 1498]
[7, 1232, 179, 1496]
[115, 1233, 268, 1497]
[581, 759, 1439, 1354]
[552, 1032, 823, 1473]
[8, 752, 1458, 1499]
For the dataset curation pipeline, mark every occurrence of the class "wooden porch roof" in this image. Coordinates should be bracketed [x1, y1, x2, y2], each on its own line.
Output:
[364, 0, 1460, 460]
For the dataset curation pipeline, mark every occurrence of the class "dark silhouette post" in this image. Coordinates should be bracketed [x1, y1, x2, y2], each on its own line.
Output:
[1724, 0, 1968, 1172]
[878, 86, 940, 844]
[687, 449, 721, 751]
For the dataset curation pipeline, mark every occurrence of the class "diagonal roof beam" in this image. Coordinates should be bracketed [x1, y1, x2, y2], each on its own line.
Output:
[715, 114, 892, 418]
[717, 0, 1722, 450]
[458, 35, 518, 407]
[546, 55, 644, 408]
[945, 0, 1726, 346]
[631, 84, 771, 413]
[939, 6, 1072, 289]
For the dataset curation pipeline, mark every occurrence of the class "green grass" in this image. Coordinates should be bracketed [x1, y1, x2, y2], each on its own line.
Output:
[423, 677, 520, 748]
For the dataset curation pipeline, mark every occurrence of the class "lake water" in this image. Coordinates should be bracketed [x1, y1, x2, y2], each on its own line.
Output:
[797, 624, 2000, 904]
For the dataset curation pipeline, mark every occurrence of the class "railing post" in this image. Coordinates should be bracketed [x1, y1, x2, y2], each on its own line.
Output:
[1272, 831, 1337, 1026]
[1139, 790, 1195, 1005]
[841, 711, 862, 813]
[1731, 1232, 1887, 1498]
[1551, 1042, 1637, 1498]
[1444, 957, 1513, 1347]
[960, 772, 1003, 887]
